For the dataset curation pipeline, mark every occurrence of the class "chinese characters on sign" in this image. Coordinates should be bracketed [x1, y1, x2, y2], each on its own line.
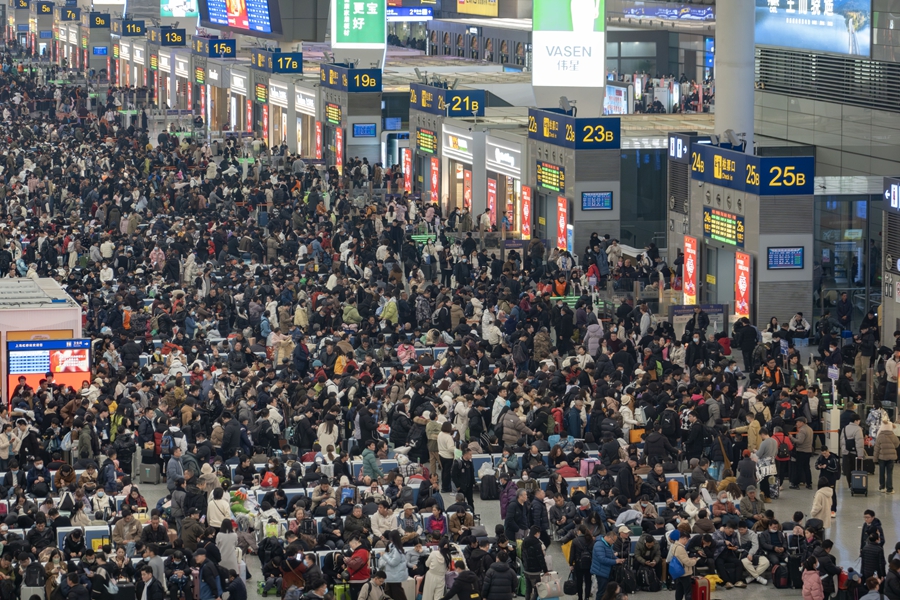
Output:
[756, 0, 869, 57]
[683, 235, 698, 305]
[556, 196, 568, 250]
[735, 252, 751, 320]
[703, 207, 745, 248]
[333, 0, 386, 48]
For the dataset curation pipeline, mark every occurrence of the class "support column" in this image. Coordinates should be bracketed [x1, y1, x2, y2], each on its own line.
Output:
[714, 1, 755, 152]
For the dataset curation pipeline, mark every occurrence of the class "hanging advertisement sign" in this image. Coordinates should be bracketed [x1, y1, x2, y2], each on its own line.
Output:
[402, 148, 412, 192]
[532, 0, 606, 88]
[556, 196, 568, 250]
[735, 251, 751, 321]
[683, 235, 698, 305]
[463, 170, 472, 210]
[246, 99, 253, 132]
[521, 186, 532, 238]
[331, 0, 386, 49]
[315, 121, 323, 159]
[487, 179, 497, 227]
[430, 156, 439, 204]
[336, 127, 344, 174]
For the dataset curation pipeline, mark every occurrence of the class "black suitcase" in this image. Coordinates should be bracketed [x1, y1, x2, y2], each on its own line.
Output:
[788, 553, 803, 589]
[117, 582, 136, 600]
[851, 457, 869, 496]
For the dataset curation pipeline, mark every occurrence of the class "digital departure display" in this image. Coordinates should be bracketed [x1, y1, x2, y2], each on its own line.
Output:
[200, 0, 282, 36]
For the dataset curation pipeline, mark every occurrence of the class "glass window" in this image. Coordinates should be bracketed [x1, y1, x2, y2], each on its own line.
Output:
[607, 42, 619, 57]
[619, 149, 667, 248]
[812, 195, 883, 328]
[620, 59, 656, 75]
[620, 41, 656, 57]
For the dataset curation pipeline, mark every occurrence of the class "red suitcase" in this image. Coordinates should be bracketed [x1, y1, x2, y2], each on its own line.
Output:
[693, 576, 710, 600]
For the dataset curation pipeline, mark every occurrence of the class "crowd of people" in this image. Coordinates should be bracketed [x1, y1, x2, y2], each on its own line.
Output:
[0, 36, 895, 600]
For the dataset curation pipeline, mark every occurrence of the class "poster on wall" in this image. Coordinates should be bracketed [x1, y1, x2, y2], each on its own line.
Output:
[556, 196, 568, 250]
[683, 235, 698, 305]
[521, 186, 532, 238]
[335, 127, 344, 175]
[532, 0, 606, 88]
[754, 0, 871, 57]
[161, 0, 199, 17]
[735, 251, 751, 320]
[430, 157, 440, 204]
[463, 170, 472, 210]
[487, 179, 497, 227]
[402, 149, 412, 192]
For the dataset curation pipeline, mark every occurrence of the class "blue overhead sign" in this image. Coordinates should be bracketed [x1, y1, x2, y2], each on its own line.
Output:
[320, 63, 383, 93]
[409, 83, 485, 117]
[689, 143, 815, 196]
[386, 6, 433, 20]
[527, 108, 621, 150]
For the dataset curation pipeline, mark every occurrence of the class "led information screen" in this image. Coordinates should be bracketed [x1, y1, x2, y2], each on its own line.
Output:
[532, 0, 606, 88]
[703, 206, 745, 248]
[689, 143, 815, 196]
[255, 83, 268, 103]
[202, 0, 279, 35]
[528, 108, 620, 150]
[767, 246, 804, 270]
[582, 191, 612, 210]
[162, 0, 199, 17]
[755, 0, 870, 57]
[536, 161, 566, 192]
[325, 103, 342, 125]
[331, 0, 386, 49]
[353, 123, 377, 137]
[7, 339, 91, 400]
[195, 66, 205, 84]
[416, 127, 437, 154]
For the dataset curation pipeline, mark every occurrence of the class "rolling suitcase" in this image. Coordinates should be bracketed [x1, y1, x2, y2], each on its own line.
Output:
[402, 577, 417, 600]
[117, 581, 137, 600]
[692, 576, 710, 600]
[851, 457, 868, 496]
[141, 463, 160, 485]
[192, 567, 201, 600]
[21, 587, 45, 600]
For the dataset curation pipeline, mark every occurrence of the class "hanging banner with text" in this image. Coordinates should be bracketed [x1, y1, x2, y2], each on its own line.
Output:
[683, 235, 699, 305]
[430, 156, 439, 204]
[557, 196, 568, 250]
[521, 186, 532, 238]
[735, 251, 751, 320]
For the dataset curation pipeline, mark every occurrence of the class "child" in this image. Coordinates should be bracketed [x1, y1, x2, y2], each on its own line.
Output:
[802, 556, 824, 600]
[260, 556, 283, 597]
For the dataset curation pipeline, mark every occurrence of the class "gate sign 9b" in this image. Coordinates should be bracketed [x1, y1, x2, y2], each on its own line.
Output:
[689, 143, 815, 196]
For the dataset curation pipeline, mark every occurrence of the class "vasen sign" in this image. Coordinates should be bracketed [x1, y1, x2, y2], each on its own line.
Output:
[533, 0, 605, 88]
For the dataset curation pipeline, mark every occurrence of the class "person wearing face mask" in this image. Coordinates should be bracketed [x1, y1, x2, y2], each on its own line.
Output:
[26, 458, 50, 497]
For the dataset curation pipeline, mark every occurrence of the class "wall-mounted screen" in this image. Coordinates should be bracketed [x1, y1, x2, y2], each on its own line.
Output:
[92, 46, 108, 56]
[754, 0, 871, 57]
[7, 339, 91, 401]
[199, 0, 283, 36]
[384, 117, 402, 131]
[767, 246, 804, 270]
[353, 123, 377, 137]
[582, 191, 613, 210]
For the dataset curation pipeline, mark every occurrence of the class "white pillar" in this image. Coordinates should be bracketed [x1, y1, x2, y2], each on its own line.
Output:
[714, 1, 755, 153]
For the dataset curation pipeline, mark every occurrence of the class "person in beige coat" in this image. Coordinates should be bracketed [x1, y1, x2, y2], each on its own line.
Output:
[809, 477, 833, 528]
[670, 530, 699, 599]
[872, 416, 900, 493]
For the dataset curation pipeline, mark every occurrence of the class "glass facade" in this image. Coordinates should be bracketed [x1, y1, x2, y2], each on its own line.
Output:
[620, 148, 667, 248]
[813, 195, 883, 327]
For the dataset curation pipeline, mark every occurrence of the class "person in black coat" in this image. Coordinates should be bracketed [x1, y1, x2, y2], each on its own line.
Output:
[136, 566, 166, 600]
[66, 573, 91, 600]
[616, 459, 637, 502]
[389, 406, 412, 448]
[440, 563, 480, 600]
[530, 492, 551, 547]
[483, 551, 520, 600]
[503, 489, 530, 541]
[220, 413, 241, 459]
[520, 527, 548, 600]
[861, 532, 887, 580]
[642, 427, 677, 463]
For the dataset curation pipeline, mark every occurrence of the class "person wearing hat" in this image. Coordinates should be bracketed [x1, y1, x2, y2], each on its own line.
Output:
[669, 530, 698, 600]
[181, 507, 206, 552]
[397, 503, 424, 544]
[195, 548, 224, 600]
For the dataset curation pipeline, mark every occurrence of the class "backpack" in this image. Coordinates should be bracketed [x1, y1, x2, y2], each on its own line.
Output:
[660, 410, 678, 437]
[97, 462, 109, 486]
[431, 307, 443, 326]
[777, 438, 791, 459]
[59, 491, 76, 512]
[480, 474, 499, 500]
[636, 565, 661, 592]
[546, 412, 556, 436]
[695, 402, 710, 423]
[512, 341, 528, 364]
[160, 430, 178, 456]
[398, 485, 414, 507]
[24, 562, 46, 586]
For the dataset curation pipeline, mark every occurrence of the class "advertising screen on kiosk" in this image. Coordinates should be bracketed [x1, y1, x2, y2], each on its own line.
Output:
[754, 0, 870, 57]
[532, 0, 605, 87]
[7, 339, 91, 400]
[162, 0, 199, 17]
[199, 0, 283, 36]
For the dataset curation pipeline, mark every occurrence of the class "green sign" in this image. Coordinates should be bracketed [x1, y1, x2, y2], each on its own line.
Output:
[331, 0, 385, 49]
[532, 0, 605, 88]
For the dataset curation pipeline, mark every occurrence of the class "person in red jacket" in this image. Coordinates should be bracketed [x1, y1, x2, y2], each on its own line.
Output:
[344, 534, 371, 597]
